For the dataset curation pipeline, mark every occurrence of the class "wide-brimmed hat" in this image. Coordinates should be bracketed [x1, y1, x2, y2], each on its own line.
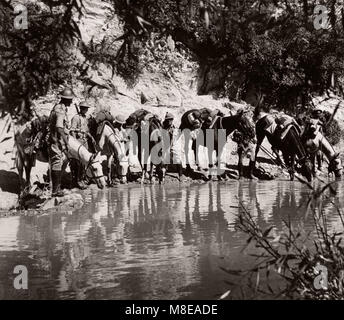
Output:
[60, 88, 74, 100]
[79, 101, 91, 108]
[165, 112, 174, 120]
[114, 114, 126, 124]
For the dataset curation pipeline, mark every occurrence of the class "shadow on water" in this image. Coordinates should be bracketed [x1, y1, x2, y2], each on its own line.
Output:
[0, 180, 343, 299]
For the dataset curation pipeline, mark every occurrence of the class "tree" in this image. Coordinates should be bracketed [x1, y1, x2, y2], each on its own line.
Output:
[0, 0, 83, 118]
[107, 0, 344, 110]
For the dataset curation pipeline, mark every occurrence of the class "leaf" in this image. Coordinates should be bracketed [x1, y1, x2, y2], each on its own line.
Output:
[219, 290, 231, 300]
[263, 226, 273, 238]
[0, 136, 11, 143]
[204, 9, 210, 28]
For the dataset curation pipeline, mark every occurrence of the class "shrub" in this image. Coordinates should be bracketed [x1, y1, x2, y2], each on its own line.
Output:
[224, 181, 344, 299]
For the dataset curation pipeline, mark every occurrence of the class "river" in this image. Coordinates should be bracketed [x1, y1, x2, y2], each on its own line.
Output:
[0, 180, 343, 300]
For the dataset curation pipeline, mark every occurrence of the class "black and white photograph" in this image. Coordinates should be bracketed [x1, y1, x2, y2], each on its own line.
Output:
[0, 0, 344, 303]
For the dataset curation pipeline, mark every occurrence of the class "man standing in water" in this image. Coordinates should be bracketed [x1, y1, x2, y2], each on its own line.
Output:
[48, 88, 73, 197]
[70, 101, 91, 189]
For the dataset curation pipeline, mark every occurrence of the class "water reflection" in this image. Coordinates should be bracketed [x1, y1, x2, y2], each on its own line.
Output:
[0, 180, 343, 299]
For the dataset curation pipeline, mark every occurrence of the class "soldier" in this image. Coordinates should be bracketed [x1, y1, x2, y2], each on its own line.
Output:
[113, 114, 127, 139]
[48, 88, 73, 197]
[69, 101, 91, 189]
[162, 112, 175, 138]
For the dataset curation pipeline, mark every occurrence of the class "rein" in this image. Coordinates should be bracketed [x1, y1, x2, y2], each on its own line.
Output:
[76, 143, 105, 180]
[105, 126, 127, 158]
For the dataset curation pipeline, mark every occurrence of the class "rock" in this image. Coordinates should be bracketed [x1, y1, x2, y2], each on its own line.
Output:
[0, 191, 18, 211]
[40, 193, 84, 211]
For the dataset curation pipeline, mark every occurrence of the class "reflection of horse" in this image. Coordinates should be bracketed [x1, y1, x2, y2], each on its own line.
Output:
[15, 119, 106, 192]
[254, 110, 313, 182]
[302, 119, 342, 178]
[88, 119, 129, 185]
[132, 113, 167, 183]
[181, 109, 255, 175]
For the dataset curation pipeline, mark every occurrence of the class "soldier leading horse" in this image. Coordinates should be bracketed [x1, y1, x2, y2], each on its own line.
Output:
[15, 118, 106, 194]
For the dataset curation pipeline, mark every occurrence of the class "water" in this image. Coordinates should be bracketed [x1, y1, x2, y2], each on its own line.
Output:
[0, 180, 343, 300]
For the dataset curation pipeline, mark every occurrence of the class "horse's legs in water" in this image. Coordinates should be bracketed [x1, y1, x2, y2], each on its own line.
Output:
[107, 155, 113, 186]
[310, 153, 316, 177]
[141, 163, 147, 184]
[149, 162, 155, 184]
[283, 151, 294, 181]
[16, 153, 24, 192]
[24, 159, 32, 189]
[237, 148, 244, 179]
[290, 154, 296, 181]
[316, 151, 323, 171]
[160, 164, 166, 184]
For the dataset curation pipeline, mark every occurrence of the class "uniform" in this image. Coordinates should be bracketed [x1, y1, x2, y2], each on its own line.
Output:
[70, 102, 91, 189]
[70, 113, 89, 147]
[48, 103, 69, 171]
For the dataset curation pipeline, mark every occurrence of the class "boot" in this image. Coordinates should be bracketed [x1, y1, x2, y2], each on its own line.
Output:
[178, 164, 187, 182]
[248, 161, 258, 180]
[51, 170, 64, 197]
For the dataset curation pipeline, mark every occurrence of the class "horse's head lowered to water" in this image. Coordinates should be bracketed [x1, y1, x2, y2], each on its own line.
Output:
[85, 151, 107, 189]
[232, 109, 256, 140]
[67, 136, 106, 189]
[296, 157, 314, 183]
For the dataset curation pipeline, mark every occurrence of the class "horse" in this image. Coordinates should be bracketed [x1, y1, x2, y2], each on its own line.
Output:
[180, 109, 255, 178]
[302, 118, 342, 178]
[254, 110, 313, 182]
[15, 119, 106, 193]
[131, 113, 168, 183]
[88, 118, 129, 186]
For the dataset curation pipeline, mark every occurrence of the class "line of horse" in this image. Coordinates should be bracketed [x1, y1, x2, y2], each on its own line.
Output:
[14, 107, 343, 195]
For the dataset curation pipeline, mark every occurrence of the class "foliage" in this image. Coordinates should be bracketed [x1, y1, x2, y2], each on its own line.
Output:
[228, 181, 344, 299]
[321, 110, 343, 145]
[109, 0, 344, 109]
[140, 34, 196, 79]
[0, 0, 83, 118]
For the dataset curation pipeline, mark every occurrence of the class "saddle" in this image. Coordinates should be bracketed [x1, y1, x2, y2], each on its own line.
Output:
[95, 120, 117, 143]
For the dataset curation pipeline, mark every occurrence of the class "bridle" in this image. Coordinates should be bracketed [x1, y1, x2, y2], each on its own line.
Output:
[75, 144, 105, 180]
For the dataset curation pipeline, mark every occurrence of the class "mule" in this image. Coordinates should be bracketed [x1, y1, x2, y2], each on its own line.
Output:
[302, 119, 342, 178]
[88, 119, 129, 186]
[15, 120, 106, 193]
[254, 111, 313, 182]
[131, 113, 168, 184]
[181, 109, 255, 178]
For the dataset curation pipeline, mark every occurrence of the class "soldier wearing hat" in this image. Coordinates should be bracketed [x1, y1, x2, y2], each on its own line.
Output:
[69, 101, 91, 189]
[163, 112, 175, 134]
[48, 88, 74, 197]
[112, 114, 128, 142]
